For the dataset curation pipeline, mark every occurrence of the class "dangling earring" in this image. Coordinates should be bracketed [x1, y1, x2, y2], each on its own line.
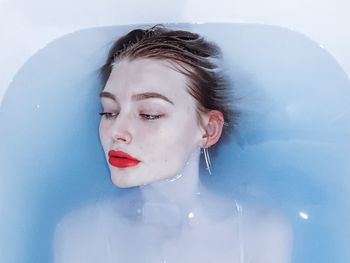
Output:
[203, 147, 212, 175]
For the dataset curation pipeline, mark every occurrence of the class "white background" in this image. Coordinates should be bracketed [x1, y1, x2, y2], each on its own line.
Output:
[1, 0, 350, 102]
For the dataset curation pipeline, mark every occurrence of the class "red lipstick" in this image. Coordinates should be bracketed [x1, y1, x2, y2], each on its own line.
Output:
[108, 150, 140, 168]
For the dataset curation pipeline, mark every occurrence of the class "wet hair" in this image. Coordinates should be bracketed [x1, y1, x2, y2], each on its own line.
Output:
[100, 25, 238, 148]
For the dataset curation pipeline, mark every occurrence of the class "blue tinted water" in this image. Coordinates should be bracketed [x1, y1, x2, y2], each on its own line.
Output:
[1, 23, 349, 262]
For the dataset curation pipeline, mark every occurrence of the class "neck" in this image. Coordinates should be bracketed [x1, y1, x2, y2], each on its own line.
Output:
[139, 148, 201, 223]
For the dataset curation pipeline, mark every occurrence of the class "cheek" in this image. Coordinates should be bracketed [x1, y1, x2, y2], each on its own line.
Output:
[144, 121, 200, 161]
[136, 127, 166, 154]
[173, 117, 202, 146]
[99, 121, 109, 149]
[133, 125, 170, 164]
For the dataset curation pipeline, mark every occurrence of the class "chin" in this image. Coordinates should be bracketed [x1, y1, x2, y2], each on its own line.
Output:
[111, 175, 138, 188]
[110, 171, 154, 188]
[110, 172, 174, 188]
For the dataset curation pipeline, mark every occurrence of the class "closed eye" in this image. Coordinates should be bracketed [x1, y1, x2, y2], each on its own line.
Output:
[99, 112, 119, 119]
[139, 114, 163, 120]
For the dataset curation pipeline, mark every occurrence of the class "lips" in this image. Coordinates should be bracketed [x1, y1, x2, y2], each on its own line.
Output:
[108, 150, 141, 168]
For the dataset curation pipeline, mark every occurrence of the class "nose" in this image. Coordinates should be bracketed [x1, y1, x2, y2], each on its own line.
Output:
[109, 116, 132, 144]
[112, 131, 132, 144]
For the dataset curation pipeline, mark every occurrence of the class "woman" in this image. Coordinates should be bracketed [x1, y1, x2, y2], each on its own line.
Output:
[54, 25, 292, 263]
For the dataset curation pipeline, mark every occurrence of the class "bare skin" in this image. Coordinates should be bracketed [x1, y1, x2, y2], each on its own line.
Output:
[54, 58, 292, 263]
[54, 149, 292, 263]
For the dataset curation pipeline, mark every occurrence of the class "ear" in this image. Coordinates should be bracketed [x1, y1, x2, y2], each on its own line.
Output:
[200, 110, 224, 148]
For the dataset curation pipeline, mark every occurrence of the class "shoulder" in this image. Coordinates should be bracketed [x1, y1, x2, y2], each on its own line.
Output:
[240, 203, 293, 263]
[54, 200, 116, 235]
[197, 193, 293, 262]
[53, 199, 126, 263]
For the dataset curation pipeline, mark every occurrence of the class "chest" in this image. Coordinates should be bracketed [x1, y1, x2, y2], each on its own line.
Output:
[103, 219, 243, 263]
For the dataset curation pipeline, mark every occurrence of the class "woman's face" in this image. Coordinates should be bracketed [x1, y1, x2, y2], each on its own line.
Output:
[99, 58, 204, 188]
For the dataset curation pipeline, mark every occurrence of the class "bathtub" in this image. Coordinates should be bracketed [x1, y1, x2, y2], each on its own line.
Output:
[1, 2, 350, 263]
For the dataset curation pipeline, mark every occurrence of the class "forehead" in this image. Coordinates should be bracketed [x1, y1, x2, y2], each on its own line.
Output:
[103, 58, 192, 103]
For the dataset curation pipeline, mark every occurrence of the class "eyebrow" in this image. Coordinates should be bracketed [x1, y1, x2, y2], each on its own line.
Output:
[100, 91, 174, 105]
